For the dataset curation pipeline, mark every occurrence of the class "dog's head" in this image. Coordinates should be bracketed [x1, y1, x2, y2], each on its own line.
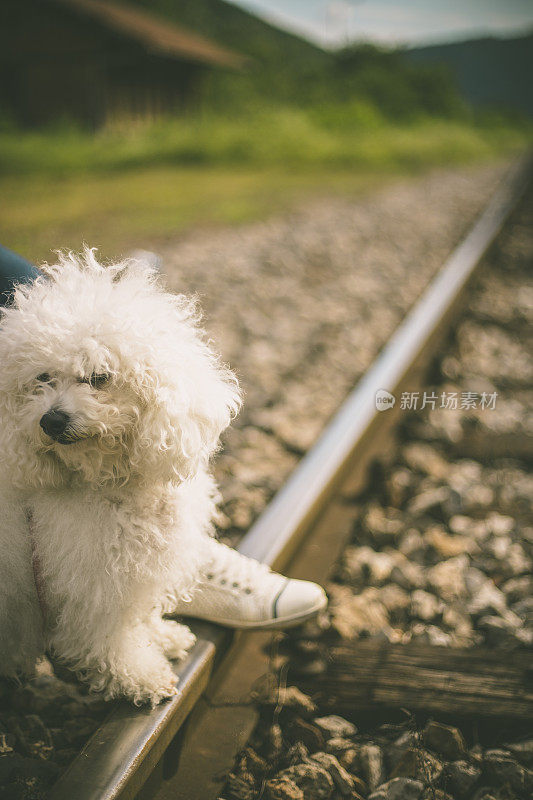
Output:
[0, 249, 241, 489]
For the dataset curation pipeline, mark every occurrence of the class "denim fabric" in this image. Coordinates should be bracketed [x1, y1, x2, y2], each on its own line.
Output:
[0, 244, 39, 306]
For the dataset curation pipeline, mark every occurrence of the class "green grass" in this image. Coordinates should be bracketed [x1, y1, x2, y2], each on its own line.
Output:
[1, 108, 528, 175]
[2, 165, 401, 263]
[1, 108, 530, 264]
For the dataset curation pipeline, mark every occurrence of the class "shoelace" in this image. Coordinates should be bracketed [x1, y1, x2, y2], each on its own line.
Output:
[203, 542, 272, 595]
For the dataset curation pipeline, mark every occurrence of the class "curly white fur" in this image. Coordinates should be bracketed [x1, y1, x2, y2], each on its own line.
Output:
[0, 249, 241, 705]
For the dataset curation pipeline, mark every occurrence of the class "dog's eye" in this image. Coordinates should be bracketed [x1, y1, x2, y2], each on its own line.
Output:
[81, 372, 110, 388]
[36, 373, 51, 383]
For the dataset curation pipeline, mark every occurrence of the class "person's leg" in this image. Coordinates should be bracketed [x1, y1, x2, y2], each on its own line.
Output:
[0, 244, 39, 306]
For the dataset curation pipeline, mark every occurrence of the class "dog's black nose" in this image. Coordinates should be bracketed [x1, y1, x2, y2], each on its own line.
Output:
[40, 409, 70, 438]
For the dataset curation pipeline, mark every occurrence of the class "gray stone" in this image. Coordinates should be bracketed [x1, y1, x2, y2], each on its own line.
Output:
[391, 747, 443, 783]
[389, 560, 425, 590]
[325, 737, 355, 757]
[476, 615, 524, 648]
[225, 773, 255, 800]
[469, 743, 483, 762]
[502, 576, 533, 603]
[461, 483, 494, 512]
[450, 516, 490, 540]
[239, 748, 268, 780]
[328, 585, 392, 639]
[427, 527, 478, 558]
[423, 721, 466, 760]
[344, 546, 395, 585]
[387, 731, 419, 768]
[402, 443, 449, 480]
[313, 715, 357, 739]
[264, 776, 304, 800]
[350, 774, 369, 797]
[287, 718, 324, 752]
[13, 713, 54, 760]
[256, 686, 316, 716]
[379, 584, 411, 616]
[427, 556, 469, 602]
[266, 723, 284, 757]
[0, 729, 16, 755]
[0, 753, 24, 785]
[309, 752, 355, 796]
[368, 777, 424, 800]
[338, 746, 362, 775]
[410, 623, 452, 647]
[467, 579, 508, 618]
[512, 596, 533, 625]
[442, 607, 477, 646]
[0, 753, 59, 784]
[506, 739, 533, 767]
[398, 529, 426, 560]
[441, 760, 481, 798]
[363, 505, 404, 545]
[283, 743, 309, 767]
[387, 468, 416, 508]
[410, 590, 443, 621]
[465, 566, 490, 594]
[505, 543, 532, 577]
[360, 743, 386, 791]
[483, 749, 533, 794]
[471, 789, 498, 800]
[408, 487, 451, 516]
[487, 533, 513, 560]
[279, 762, 334, 800]
[486, 513, 515, 536]
[422, 791, 454, 800]
[515, 627, 533, 647]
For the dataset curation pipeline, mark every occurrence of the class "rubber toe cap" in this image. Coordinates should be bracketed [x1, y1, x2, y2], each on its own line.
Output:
[274, 579, 328, 621]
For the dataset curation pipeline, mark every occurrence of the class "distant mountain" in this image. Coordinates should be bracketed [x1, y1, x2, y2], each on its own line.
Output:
[406, 33, 533, 118]
[122, 2, 532, 118]
[126, 0, 329, 70]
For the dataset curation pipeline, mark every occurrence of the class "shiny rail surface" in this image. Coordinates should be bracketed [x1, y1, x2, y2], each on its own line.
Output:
[49, 155, 532, 800]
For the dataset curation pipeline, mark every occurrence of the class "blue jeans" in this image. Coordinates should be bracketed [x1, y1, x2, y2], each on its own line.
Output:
[0, 245, 39, 306]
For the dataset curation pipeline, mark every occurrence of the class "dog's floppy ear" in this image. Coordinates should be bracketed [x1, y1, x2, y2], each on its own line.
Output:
[178, 364, 241, 477]
[130, 355, 241, 484]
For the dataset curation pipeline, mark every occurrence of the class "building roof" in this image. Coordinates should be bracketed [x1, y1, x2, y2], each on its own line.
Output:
[50, 0, 247, 68]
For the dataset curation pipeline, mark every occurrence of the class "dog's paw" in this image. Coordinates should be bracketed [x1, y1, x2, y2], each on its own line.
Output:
[99, 650, 179, 706]
[156, 620, 196, 660]
[146, 679, 179, 708]
[112, 669, 178, 706]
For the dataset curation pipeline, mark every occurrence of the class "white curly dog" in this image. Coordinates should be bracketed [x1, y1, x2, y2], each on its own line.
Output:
[0, 250, 242, 705]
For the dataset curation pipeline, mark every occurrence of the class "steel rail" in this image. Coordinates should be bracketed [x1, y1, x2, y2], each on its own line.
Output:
[49, 155, 532, 800]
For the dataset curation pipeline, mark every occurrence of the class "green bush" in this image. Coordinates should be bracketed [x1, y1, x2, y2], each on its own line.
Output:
[0, 104, 529, 179]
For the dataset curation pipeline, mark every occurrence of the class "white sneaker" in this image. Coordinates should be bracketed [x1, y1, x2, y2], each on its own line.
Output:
[176, 540, 328, 630]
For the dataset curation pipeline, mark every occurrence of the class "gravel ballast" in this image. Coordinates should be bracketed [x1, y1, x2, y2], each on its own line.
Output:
[160, 164, 508, 535]
[218, 181, 533, 799]
[0, 162, 518, 799]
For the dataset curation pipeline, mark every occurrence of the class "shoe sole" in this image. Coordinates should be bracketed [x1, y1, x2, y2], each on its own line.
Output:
[180, 595, 328, 631]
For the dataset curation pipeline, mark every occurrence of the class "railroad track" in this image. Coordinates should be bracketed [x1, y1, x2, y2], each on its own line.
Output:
[48, 156, 532, 800]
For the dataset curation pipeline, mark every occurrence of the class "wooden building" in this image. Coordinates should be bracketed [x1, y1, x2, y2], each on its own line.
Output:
[0, 0, 246, 127]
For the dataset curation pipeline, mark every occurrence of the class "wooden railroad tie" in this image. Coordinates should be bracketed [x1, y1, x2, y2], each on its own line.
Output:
[297, 641, 533, 720]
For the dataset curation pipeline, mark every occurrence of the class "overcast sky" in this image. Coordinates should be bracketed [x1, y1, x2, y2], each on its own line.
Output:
[229, 0, 533, 48]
